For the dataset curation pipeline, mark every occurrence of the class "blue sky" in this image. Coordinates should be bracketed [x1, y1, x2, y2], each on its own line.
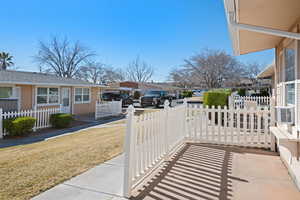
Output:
[2, 0, 274, 81]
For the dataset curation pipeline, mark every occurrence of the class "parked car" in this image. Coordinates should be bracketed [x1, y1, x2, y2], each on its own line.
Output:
[102, 92, 133, 106]
[192, 89, 208, 102]
[140, 90, 175, 108]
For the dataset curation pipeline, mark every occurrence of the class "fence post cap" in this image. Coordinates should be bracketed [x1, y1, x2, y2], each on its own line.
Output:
[164, 100, 170, 108]
[127, 105, 135, 115]
[183, 98, 188, 104]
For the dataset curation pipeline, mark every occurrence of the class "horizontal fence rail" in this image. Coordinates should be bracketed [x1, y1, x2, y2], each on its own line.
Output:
[95, 101, 122, 119]
[124, 99, 275, 197]
[229, 95, 270, 109]
[123, 101, 187, 197]
[1, 107, 61, 137]
[186, 104, 271, 148]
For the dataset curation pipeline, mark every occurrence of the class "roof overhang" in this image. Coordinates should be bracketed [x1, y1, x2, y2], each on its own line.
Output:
[257, 63, 275, 79]
[0, 80, 107, 88]
[224, 0, 300, 55]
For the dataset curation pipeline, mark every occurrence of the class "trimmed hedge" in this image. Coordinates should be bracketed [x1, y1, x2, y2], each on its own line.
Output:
[237, 88, 246, 96]
[3, 117, 36, 136]
[50, 113, 74, 129]
[182, 91, 193, 98]
[203, 89, 231, 107]
[133, 91, 141, 99]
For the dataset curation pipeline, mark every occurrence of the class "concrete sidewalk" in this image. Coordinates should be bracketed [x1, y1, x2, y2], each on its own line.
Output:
[32, 154, 127, 200]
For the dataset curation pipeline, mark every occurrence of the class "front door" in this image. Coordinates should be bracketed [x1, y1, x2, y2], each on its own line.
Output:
[61, 88, 71, 113]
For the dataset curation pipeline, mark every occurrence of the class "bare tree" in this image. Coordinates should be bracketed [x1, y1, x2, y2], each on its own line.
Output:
[169, 68, 199, 88]
[76, 61, 125, 84]
[126, 56, 154, 82]
[35, 36, 95, 78]
[180, 49, 245, 88]
[103, 67, 125, 84]
[245, 62, 263, 81]
[76, 61, 105, 84]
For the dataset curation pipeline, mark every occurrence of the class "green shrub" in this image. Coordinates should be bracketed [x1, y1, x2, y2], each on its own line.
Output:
[3, 117, 36, 136]
[50, 113, 74, 129]
[203, 89, 232, 107]
[259, 89, 269, 96]
[237, 88, 246, 96]
[133, 91, 141, 99]
[182, 91, 193, 98]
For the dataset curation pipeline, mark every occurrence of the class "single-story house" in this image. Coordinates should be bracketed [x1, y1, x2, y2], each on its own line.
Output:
[224, 0, 300, 189]
[0, 70, 105, 115]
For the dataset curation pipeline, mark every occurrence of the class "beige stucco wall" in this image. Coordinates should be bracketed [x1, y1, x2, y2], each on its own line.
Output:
[15, 84, 102, 115]
[273, 20, 300, 190]
[73, 87, 99, 115]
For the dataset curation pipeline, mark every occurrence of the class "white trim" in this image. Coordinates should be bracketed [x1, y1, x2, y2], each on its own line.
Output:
[231, 21, 300, 41]
[224, 0, 300, 55]
[74, 87, 91, 104]
[0, 80, 106, 88]
[61, 87, 71, 113]
[223, 0, 240, 55]
[36, 86, 60, 106]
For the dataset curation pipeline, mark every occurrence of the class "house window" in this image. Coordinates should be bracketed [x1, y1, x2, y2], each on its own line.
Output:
[37, 87, 59, 104]
[0, 87, 12, 98]
[286, 83, 295, 105]
[284, 44, 295, 82]
[75, 88, 90, 103]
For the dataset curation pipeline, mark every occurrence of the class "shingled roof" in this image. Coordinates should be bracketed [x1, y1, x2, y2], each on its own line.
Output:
[0, 70, 104, 87]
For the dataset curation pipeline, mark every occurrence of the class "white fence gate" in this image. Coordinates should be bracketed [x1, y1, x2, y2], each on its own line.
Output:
[229, 95, 270, 109]
[123, 100, 276, 197]
[0, 107, 61, 139]
[95, 101, 122, 119]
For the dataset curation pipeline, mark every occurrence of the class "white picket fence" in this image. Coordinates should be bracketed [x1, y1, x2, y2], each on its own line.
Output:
[95, 101, 122, 119]
[0, 107, 61, 138]
[186, 104, 273, 148]
[123, 99, 276, 197]
[229, 95, 270, 109]
[123, 101, 187, 197]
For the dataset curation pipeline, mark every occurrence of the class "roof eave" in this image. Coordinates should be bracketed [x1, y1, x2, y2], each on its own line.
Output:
[0, 80, 106, 88]
[224, 0, 241, 56]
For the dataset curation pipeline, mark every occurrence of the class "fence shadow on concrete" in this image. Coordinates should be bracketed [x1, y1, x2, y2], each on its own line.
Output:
[131, 143, 250, 200]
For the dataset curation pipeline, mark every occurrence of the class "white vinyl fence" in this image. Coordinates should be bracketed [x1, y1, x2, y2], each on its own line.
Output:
[229, 95, 270, 109]
[95, 101, 122, 119]
[123, 101, 187, 197]
[123, 99, 276, 197]
[186, 104, 273, 148]
[0, 107, 61, 139]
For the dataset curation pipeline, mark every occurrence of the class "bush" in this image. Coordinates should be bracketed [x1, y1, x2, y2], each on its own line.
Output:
[182, 91, 193, 98]
[237, 88, 246, 96]
[133, 91, 141, 99]
[50, 113, 74, 129]
[260, 89, 269, 96]
[3, 117, 36, 136]
[203, 89, 232, 107]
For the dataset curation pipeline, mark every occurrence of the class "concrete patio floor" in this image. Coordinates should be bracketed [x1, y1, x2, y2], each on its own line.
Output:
[32, 143, 300, 200]
[131, 143, 300, 200]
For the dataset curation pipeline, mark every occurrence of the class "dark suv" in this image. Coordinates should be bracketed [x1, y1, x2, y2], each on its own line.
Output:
[102, 93, 133, 106]
[140, 90, 174, 108]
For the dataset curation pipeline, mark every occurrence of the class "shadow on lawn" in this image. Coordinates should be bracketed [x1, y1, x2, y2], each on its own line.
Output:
[131, 143, 250, 200]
